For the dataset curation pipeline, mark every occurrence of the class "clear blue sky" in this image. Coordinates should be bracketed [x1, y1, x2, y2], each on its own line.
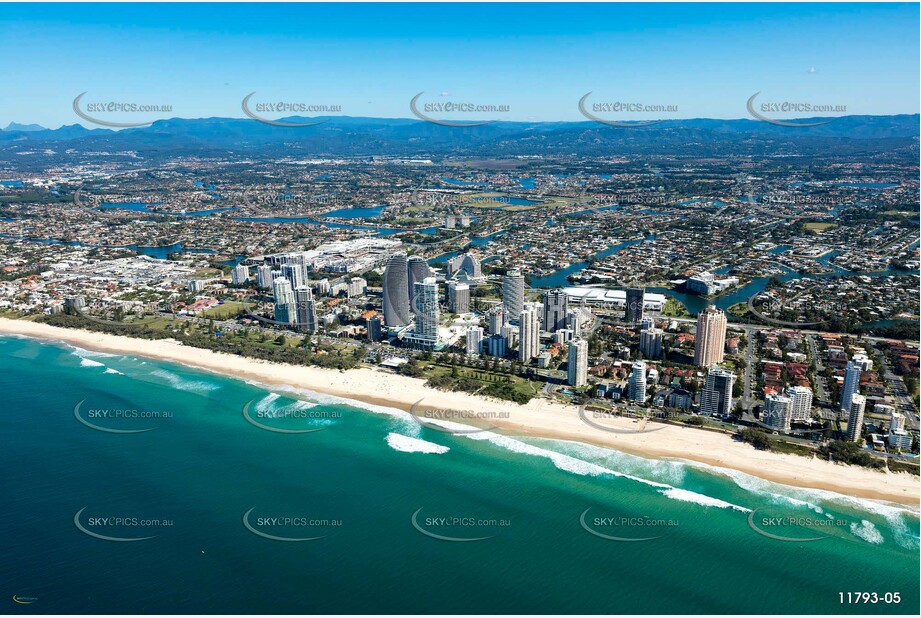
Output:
[1, 2, 918, 127]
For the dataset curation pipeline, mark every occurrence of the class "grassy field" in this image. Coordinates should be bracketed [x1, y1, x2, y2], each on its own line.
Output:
[661, 297, 692, 317]
[200, 301, 244, 319]
[803, 222, 838, 233]
[880, 209, 915, 217]
[424, 362, 541, 399]
[460, 192, 577, 211]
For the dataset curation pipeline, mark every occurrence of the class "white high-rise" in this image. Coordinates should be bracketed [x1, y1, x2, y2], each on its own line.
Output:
[567, 339, 588, 387]
[639, 328, 663, 359]
[466, 326, 484, 356]
[555, 328, 575, 344]
[447, 282, 470, 314]
[839, 361, 862, 414]
[256, 265, 274, 288]
[763, 394, 793, 432]
[518, 308, 540, 362]
[788, 385, 814, 422]
[501, 324, 518, 350]
[851, 352, 874, 372]
[875, 403, 895, 419]
[412, 277, 439, 342]
[846, 394, 866, 443]
[502, 269, 525, 319]
[565, 308, 581, 339]
[629, 361, 647, 402]
[272, 278, 296, 325]
[890, 410, 905, 433]
[348, 277, 367, 297]
[488, 306, 505, 334]
[280, 263, 304, 291]
[231, 264, 250, 285]
[888, 410, 912, 450]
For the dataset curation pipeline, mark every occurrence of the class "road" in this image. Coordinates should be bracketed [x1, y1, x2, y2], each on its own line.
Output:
[740, 330, 756, 412]
[876, 347, 920, 431]
[806, 333, 836, 420]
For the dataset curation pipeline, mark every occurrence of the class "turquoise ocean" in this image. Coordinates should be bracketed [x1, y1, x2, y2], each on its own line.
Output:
[1, 335, 918, 614]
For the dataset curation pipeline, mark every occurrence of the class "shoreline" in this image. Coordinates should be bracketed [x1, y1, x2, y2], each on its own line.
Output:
[1, 316, 918, 507]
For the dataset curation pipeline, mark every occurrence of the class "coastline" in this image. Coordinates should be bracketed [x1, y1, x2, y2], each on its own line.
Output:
[1, 316, 918, 507]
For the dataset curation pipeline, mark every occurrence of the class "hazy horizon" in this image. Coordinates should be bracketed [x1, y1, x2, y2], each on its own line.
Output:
[1, 2, 918, 128]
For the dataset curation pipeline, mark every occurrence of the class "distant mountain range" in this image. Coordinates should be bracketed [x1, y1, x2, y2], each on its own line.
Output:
[4, 122, 47, 132]
[0, 114, 917, 158]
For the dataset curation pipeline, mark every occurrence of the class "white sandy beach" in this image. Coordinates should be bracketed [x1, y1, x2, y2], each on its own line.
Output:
[1, 317, 918, 506]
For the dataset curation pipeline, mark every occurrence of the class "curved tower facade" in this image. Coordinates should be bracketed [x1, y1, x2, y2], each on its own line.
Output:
[407, 256, 434, 298]
[502, 269, 525, 319]
[383, 253, 410, 327]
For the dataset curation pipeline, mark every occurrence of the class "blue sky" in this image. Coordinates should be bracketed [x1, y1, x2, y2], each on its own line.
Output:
[1, 2, 918, 127]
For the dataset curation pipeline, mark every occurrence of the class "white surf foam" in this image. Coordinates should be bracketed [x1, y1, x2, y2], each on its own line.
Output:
[79, 357, 105, 368]
[253, 392, 319, 418]
[686, 460, 919, 515]
[67, 344, 118, 359]
[684, 459, 919, 548]
[850, 519, 884, 544]
[460, 429, 752, 512]
[659, 487, 750, 512]
[150, 369, 219, 394]
[385, 433, 449, 454]
[240, 380, 421, 436]
[103, 368, 123, 375]
[530, 437, 689, 487]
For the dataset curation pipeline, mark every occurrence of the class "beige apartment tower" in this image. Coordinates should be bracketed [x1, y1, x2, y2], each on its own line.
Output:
[693, 306, 727, 367]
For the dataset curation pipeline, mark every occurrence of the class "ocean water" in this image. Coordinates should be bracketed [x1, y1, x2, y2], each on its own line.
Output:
[0, 335, 918, 614]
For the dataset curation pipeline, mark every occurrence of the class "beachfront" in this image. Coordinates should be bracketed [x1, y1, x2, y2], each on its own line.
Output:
[1, 316, 917, 506]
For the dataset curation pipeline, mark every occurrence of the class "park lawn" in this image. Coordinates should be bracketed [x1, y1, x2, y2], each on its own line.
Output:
[201, 301, 244, 319]
[803, 222, 838, 233]
[425, 362, 540, 399]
